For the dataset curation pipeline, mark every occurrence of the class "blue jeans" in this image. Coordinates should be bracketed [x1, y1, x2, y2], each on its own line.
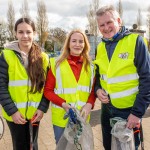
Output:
[101, 103, 140, 150]
[53, 125, 65, 144]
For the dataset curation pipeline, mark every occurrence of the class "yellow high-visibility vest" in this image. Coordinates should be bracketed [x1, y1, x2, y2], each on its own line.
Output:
[94, 34, 139, 108]
[50, 58, 94, 127]
[2, 49, 49, 121]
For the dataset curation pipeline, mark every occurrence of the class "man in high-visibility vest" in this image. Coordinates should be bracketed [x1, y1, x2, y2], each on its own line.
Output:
[94, 5, 150, 150]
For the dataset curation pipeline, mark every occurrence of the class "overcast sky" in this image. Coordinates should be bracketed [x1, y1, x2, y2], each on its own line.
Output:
[0, 0, 150, 34]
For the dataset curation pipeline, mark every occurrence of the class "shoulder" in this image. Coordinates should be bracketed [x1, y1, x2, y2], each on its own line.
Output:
[41, 52, 49, 63]
[0, 51, 8, 70]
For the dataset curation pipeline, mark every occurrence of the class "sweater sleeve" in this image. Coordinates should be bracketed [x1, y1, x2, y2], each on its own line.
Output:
[131, 36, 150, 118]
[0, 52, 18, 116]
[87, 77, 96, 108]
[44, 68, 66, 107]
[37, 95, 50, 113]
[94, 64, 102, 95]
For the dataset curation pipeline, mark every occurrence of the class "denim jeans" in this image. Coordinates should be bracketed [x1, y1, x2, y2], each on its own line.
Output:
[53, 125, 65, 144]
[101, 103, 140, 150]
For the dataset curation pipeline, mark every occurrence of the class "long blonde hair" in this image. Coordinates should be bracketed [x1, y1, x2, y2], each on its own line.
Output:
[56, 29, 91, 72]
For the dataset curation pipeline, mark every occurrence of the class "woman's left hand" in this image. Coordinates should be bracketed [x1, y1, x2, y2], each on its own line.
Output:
[80, 103, 92, 121]
[31, 109, 44, 123]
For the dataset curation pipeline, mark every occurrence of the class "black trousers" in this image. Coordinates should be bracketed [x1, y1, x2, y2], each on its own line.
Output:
[6, 120, 40, 150]
[101, 103, 140, 150]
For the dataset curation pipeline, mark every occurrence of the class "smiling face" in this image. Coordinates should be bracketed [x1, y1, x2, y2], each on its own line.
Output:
[69, 32, 85, 56]
[97, 11, 121, 39]
[15, 22, 35, 51]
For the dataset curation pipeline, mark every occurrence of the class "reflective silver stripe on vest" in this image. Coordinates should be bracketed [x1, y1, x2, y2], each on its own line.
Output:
[77, 85, 90, 92]
[9, 80, 31, 86]
[90, 63, 94, 92]
[101, 73, 139, 84]
[14, 101, 40, 108]
[54, 85, 90, 94]
[110, 86, 138, 99]
[54, 88, 76, 94]
[56, 66, 62, 88]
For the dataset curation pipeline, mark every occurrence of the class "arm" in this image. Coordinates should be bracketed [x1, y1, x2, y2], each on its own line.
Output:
[131, 35, 150, 118]
[80, 78, 96, 120]
[32, 96, 50, 123]
[94, 64, 109, 103]
[94, 64, 101, 94]
[127, 36, 150, 128]
[44, 68, 66, 107]
[37, 96, 50, 113]
[87, 77, 96, 107]
[0, 52, 18, 116]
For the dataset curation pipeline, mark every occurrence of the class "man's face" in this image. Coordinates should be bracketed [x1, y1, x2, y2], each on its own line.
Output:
[97, 12, 121, 39]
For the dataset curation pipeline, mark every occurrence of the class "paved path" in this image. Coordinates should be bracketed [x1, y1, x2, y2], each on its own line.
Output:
[0, 100, 150, 150]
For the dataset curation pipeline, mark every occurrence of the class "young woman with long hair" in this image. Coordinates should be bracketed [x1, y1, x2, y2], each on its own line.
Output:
[44, 29, 96, 144]
[0, 17, 49, 150]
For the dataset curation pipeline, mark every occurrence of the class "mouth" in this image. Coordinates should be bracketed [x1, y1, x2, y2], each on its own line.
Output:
[74, 48, 82, 50]
[22, 40, 30, 43]
[104, 30, 112, 34]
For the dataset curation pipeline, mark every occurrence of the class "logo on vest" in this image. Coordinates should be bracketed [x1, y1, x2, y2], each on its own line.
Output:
[118, 52, 129, 59]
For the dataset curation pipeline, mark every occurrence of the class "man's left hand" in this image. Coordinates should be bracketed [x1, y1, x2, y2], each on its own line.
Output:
[127, 114, 140, 129]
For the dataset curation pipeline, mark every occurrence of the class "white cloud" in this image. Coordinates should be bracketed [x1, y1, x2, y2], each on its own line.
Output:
[0, 0, 150, 33]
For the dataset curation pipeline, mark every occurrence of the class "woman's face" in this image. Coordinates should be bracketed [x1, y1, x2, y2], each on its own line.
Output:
[69, 32, 85, 56]
[15, 22, 35, 50]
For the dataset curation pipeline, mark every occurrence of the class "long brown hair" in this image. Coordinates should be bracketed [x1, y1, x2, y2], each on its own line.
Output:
[56, 29, 91, 72]
[15, 18, 45, 93]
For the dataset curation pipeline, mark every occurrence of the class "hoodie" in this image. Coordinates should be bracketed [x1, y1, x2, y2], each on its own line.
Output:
[4, 41, 29, 69]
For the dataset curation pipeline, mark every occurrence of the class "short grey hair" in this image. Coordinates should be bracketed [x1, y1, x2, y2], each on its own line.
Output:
[96, 5, 120, 20]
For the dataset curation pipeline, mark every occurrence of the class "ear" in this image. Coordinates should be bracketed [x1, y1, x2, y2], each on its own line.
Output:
[117, 17, 122, 26]
[15, 32, 18, 39]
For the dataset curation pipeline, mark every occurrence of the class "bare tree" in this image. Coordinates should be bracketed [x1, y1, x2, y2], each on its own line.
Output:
[20, 0, 30, 18]
[7, 0, 15, 41]
[36, 0, 49, 47]
[87, 4, 95, 35]
[45, 27, 66, 52]
[87, 0, 99, 35]
[0, 21, 8, 47]
[49, 27, 66, 46]
[137, 8, 142, 29]
[147, 6, 150, 50]
[117, 0, 123, 19]
[87, 0, 100, 55]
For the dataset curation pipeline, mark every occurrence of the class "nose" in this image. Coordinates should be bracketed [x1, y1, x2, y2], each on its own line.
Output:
[104, 24, 109, 31]
[76, 42, 80, 46]
[23, 33, 28, 37]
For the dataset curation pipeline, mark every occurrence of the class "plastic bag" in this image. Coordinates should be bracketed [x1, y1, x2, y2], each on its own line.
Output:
[56, 109, 94, 150]
[110, 117, 135, 150]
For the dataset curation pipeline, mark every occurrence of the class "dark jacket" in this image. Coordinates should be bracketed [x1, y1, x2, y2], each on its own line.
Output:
[95, 26, 150, 118]
[0, 42, 49, 117]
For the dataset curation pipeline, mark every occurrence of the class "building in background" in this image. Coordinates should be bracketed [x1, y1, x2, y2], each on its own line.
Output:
[85, 30, 101, 60]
